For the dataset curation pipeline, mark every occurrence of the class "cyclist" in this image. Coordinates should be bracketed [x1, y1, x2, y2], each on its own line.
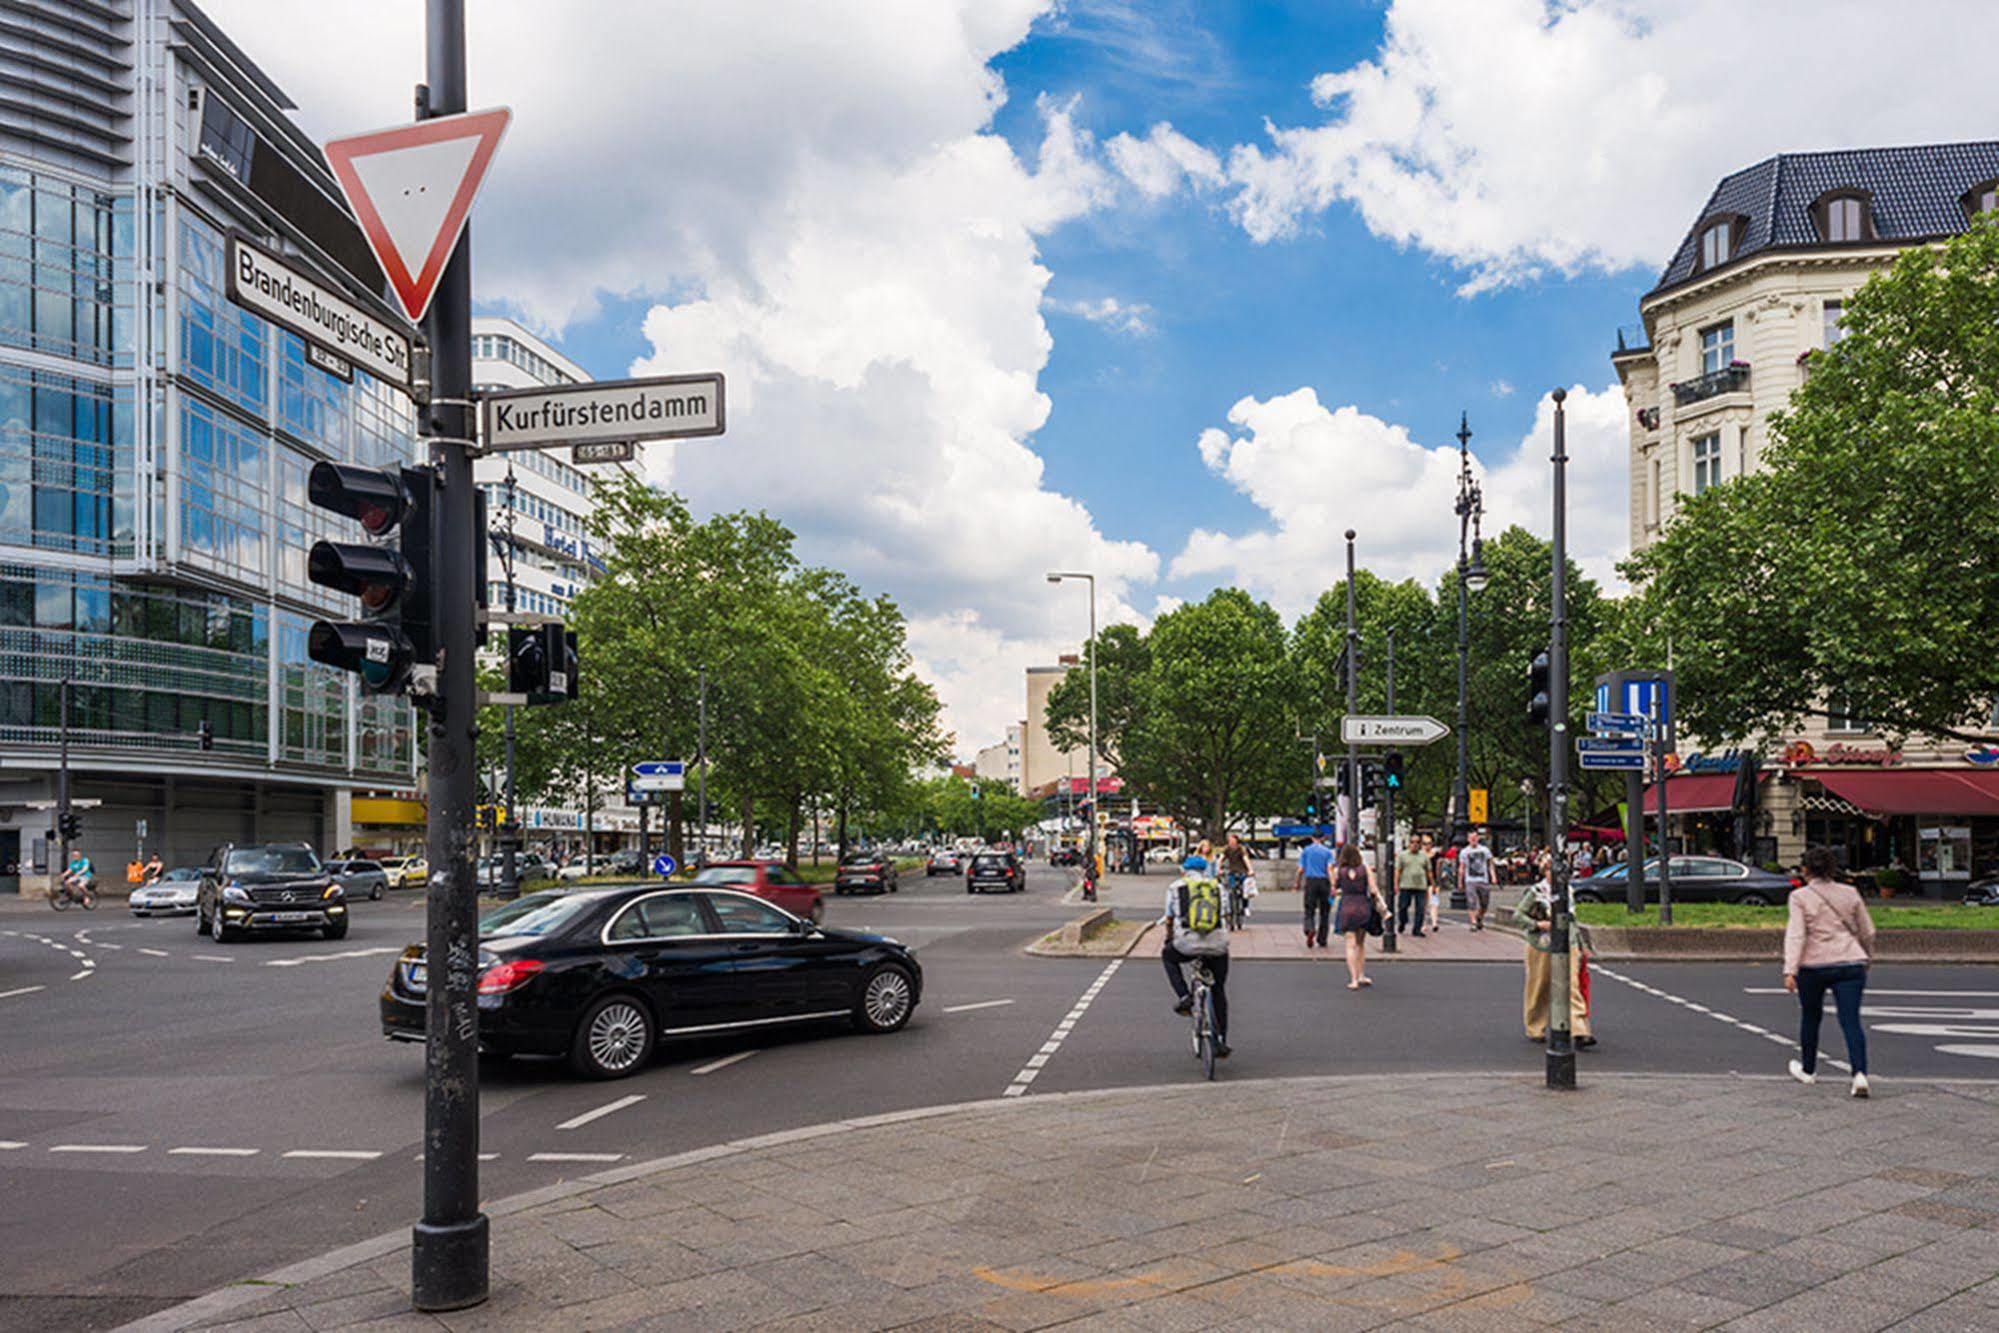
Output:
[1161, 854, 1231, 1058]
[1217, 833, 1252, 926]
[63, 849, 95, 892]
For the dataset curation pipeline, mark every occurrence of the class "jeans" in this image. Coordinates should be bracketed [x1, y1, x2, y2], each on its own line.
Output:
[1797, 962, 1868, 1075]
[1396, 888, 1426, 935]
[1302, 877, 1332, 945]
[1163, 946, 1228, 1041]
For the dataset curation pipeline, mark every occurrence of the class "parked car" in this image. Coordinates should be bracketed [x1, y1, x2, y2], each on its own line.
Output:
[128, 866, 202, 917]
[607, 850, 644, 875]
[323, 858, 389, 901]
[1049, 846, 1082, 867]
[925, 848, 962, 876]
[1574, 856, 1798, 906]
[476, 853, 554, 889]
[377, 856, 428, 890]
[835, 850, 899, 895]
[965, 849, 1025, 894]
[380, 884, 920, 1078]
[1962, 875, 1999, 906]
[197, 843, 347, 941]
[687, 860, 824, 924]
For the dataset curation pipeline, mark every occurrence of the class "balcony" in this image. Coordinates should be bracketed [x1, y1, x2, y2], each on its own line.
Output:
[1670, 362, 1750, 407]
[1612, 324, 1650, 356]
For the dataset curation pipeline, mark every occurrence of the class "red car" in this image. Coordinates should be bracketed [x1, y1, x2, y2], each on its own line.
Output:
[687, 860, 824, 924]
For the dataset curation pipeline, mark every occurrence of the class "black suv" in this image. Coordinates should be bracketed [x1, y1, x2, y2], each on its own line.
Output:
[966, 850, 1025, 894]
[197, 843, 347, 942]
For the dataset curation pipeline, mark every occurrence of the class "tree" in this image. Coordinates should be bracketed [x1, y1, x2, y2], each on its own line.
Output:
[1043, 622, 1147, 777]
[1626, 218, 1999, 743]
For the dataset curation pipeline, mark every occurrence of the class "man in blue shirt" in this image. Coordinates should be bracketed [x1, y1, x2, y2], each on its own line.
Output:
[1294, 832, 1336, 948]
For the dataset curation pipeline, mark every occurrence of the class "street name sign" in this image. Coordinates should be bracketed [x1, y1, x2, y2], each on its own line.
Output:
[1579, 752, 1646, 771]
[323, 107, 512, 324]
[225, 233, 413, 392]
[631, 760, 686, 793]
[481, 374, 726, 453]
[1576, 736, 1645, 753]
[572, 440, 636, 465]
[1340, 715, 1449, 746]
[1587, 711, 1650, 736]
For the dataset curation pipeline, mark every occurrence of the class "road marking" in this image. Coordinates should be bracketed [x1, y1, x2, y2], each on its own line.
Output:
[51, 1144, 147, 1154]
[169, 1147, 259, 1157]
[0, 1141, 24, 1150]
[281, 1150, 382, 1161]
[528, 1152, 623, 1163]
[557, 1093, 647, 1129]
[190, 954, 234, 963]
[690, 1050, 760, 1076]
[265, 947, 400, 968]
[1596, 965, 1849, 1072]
[138, 948, 169, 957]
[0, 986, 46, 1000]
[1935, 1045, 1999, 1060]
[1005, 957, 1121, 1098]
[68, 969, 92, 982]
[942, 998, 1015, 1014]
[1746, 987, 1999, 998]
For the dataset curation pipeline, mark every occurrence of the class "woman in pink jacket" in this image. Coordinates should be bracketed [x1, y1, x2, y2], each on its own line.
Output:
[1784, 846, 1877, 1098]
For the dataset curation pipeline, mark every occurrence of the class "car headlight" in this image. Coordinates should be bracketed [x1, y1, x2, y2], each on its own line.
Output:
[221, 884, 251, 904]
[322, 884, 345, 901]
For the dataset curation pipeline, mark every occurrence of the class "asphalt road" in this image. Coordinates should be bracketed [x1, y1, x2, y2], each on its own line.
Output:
[2, 869, 1995, 1330]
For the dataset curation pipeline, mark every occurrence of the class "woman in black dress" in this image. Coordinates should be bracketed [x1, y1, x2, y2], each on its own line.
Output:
[1333, 842, 1379, 990]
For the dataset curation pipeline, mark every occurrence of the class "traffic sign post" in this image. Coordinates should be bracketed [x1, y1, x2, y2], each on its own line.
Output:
[1586, 711, 1650, 737]
[1340, 715, 1449, 746]
[480, 373, 726, 453]
[631, 760, 687, 793]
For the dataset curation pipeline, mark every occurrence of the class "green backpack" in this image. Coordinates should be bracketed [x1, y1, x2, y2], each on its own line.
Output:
[1180, 876, 1224, 934]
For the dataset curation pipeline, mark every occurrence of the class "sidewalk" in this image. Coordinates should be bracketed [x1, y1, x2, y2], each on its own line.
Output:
[143, 1072, 1999, 1332]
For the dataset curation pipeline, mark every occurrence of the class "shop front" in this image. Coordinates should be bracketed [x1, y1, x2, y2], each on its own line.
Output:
[1790, 763, 1999, 897]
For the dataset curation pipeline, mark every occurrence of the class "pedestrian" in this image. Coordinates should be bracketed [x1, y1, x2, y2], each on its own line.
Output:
[1392, 834, 1430, 938]
[1421, 833, 1442, 932]
[1295, 830, 1335, 949]
[1514, 869, 1593, 1047]
[1785, 846, 1876, 1097]
[1332, 841, 1382, 990]
[1460, 828, 1495, 931]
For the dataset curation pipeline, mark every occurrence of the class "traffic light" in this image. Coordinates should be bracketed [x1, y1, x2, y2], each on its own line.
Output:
[1304, 792, 1318, 821]
[507, 625, 545, 694]
[1527, 649, 1552, 727]
[305, 461, 432, 694]
[1359, 759, 1385, 801]
[1384, 751, 1405, 792]
[198, 719, 213, 751]
[57, 811, 80, 841]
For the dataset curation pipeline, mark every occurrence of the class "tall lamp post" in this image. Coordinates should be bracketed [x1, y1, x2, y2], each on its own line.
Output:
[1452, 413, 1489, 866]
[1047, 572, 1098, 877]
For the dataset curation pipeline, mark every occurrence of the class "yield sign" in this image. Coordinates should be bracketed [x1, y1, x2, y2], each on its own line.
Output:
[323, 107, 511, 323]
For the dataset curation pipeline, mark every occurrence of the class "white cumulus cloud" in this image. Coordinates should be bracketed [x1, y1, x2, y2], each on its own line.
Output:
[1045, 294, 1154, 335]
[1107, 121, 1226, 199]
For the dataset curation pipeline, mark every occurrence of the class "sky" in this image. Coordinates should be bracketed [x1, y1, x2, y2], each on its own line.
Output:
[207, 0, 1999, 759]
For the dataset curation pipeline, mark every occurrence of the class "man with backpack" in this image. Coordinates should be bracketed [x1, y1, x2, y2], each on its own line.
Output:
[1161, 854, 1231, 1058]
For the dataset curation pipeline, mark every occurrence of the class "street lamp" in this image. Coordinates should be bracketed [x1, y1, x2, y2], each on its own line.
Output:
[1047, 572, 1098, 880]
[1453, 413, 1485, 875]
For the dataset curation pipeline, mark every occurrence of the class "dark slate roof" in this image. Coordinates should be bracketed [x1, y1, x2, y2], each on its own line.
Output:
[1649, 141, 1999, 297]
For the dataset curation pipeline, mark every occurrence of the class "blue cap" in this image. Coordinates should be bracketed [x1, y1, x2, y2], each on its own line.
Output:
[1181, 855, 1209, 873]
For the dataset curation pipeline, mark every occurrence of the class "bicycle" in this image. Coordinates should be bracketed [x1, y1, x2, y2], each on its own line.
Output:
[1187, 959, 1220, 1081]
[49, 874, 97, 912]
[1224, 873, 1248, 932]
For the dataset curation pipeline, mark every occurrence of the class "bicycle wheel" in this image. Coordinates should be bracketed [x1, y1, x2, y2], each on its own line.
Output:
[49, 888, 68, 911]
[1199, 992, 1217, 1081]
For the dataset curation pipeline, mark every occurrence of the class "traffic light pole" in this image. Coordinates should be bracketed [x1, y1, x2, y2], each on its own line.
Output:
[1545, 388, 1577, 1091]
[1343, 531, 1359, 849]
[411, 0, 488, 1311]
[1381, 631, 1397, 954]
[55, 671, 71, 880]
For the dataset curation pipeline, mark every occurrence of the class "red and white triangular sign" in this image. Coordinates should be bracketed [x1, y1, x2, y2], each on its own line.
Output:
[324, 107, 511, 324]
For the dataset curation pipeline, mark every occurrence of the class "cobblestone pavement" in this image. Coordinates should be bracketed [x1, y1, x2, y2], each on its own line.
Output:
[140, 1071, 1999, 1332]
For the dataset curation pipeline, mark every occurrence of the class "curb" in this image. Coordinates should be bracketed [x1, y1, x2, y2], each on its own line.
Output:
[119, 1067, 1999, 1333]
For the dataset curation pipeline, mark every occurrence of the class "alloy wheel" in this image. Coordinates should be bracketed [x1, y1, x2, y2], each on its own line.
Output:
[587, 1000, 650, 1074]
[862, 968, 912, 1030]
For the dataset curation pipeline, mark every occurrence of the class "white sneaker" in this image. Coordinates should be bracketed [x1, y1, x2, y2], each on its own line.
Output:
[1851, 1073, 1870, 1099]
[1788, 1059, 1816, 1085]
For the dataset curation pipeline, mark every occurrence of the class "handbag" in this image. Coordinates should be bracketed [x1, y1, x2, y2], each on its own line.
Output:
[1365, 894, 1385, 937]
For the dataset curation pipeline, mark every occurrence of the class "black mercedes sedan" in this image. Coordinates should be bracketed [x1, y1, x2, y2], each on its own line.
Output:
[381, 884, 922, 1079]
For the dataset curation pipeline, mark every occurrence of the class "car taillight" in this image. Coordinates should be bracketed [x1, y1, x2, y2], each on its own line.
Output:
[477, 959, 545, 995]
[1788, 877, 1802, 888]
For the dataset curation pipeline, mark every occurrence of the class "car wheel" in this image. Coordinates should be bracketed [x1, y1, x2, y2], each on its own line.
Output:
[570, 994, 655, 1079]
[195, 907, 207, 935]
[213, 911, 234, 943]
[810, 900, 824, 925]
[323, 918, 349, 940]
[966, 883, 975, 894]
[854, 964, 915, 1034]
[1573, 890, 1603, 905]
[1735, 892, 1771, 907]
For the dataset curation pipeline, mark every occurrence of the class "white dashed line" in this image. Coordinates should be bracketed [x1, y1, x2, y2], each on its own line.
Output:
[138, 948, 169, 958]
[190, 954, 234, 963]
[942, 998, 1015, 1014]
[281, 1150, 382, 1161]
[51, 1144, 147, 1154]
[556, 1093, 647, 1129]
[0, 1141, 24, 1150]
[689, 1050, 760, 1076]
[1595, 964, 1850, 1072]
[527, 1152, 623, 1163]
[169, 1147, 259, 1157]
[68, 969, 92, 982]
[0, 986, 46, 1000]
[263, 947, 399, 968]
[1004, 957, 1121, 1097]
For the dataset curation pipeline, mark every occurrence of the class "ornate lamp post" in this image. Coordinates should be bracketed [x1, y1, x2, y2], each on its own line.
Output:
[1453, 414, 1489, 875]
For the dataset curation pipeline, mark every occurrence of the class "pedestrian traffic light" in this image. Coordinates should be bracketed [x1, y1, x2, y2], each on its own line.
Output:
[1305, 793, 1318, 821]
[1527, 649, 1552, 727]
[1384, 751, 1405, 792]
[1360, 759, 1385, 801]
[58, 811, 80, 841]
[531, 623, 576, 705]
[507, 625, 545, 694]
[198, 719, 213, 751]
[305, 461, 432, 694]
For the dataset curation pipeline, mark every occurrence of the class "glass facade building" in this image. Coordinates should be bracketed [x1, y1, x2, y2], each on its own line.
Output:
[0, 2, 418, 887]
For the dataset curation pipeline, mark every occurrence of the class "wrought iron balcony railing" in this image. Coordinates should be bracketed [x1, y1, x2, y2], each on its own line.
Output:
[1670, 362, 1750, 406]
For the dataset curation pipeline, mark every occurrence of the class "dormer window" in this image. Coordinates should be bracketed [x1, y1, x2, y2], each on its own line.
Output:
[1699, 218, 1734, 269]
[1813, 189, 1874, 243]
[1964, 180, 1999, 222]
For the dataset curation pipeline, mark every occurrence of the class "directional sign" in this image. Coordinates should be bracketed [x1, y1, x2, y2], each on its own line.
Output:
[1579, 752, 1647, 771]
[1577, 736, 1646, 753]
[651, 852, 678, 879]
[1587, 711, 1650, 736]
[323, 107, 512, 323]
[481, 373, 726, 454]
[225, 233, 413, 392]
[631, 760, 686, 793]
[1341, 715, 1449, 746]
[572, 440, 636, 465]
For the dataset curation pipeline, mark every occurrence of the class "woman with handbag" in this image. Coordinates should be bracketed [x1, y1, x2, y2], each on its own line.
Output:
[1331, 842, 1382, 991]
[1785, 846, 1877, 1097]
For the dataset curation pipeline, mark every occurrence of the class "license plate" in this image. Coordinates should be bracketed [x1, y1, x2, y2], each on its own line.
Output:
[271, 911, 312, 922]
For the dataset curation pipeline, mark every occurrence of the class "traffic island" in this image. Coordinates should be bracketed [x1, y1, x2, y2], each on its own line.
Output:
[134, 1072, 1999, 1332]
[1027, 909, 1155, 957]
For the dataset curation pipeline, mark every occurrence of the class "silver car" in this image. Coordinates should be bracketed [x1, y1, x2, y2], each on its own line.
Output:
[129, 867, 202, 916]
[324, 858, 389, 901]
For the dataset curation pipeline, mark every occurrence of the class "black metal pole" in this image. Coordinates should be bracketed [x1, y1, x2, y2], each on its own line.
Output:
[1381, 631, 1397, 954]
[1657, 725, 1673, 925]
[1343, 530, 1358, 849]
[1546, 388, 1576, 1091]
[412, 0, 488, 1309]
[1453, 414, 1472, 858]
[501, 469, 517, 901]
[1625, 768, 1645, 914]
[56, 671, 71, 883]
[696, 667, 707, 869]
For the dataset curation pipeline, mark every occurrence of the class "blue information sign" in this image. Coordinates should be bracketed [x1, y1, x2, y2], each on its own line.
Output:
[651, 852, 678, 878]
[1578, 752, 1646, 771]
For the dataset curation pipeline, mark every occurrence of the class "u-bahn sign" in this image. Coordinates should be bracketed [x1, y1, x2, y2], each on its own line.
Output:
[480, 373, 726, 454]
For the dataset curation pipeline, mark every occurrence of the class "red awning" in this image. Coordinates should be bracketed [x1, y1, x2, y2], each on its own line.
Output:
[1810, 769, 1999, 818]
[1639, 774, 1737, 813]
